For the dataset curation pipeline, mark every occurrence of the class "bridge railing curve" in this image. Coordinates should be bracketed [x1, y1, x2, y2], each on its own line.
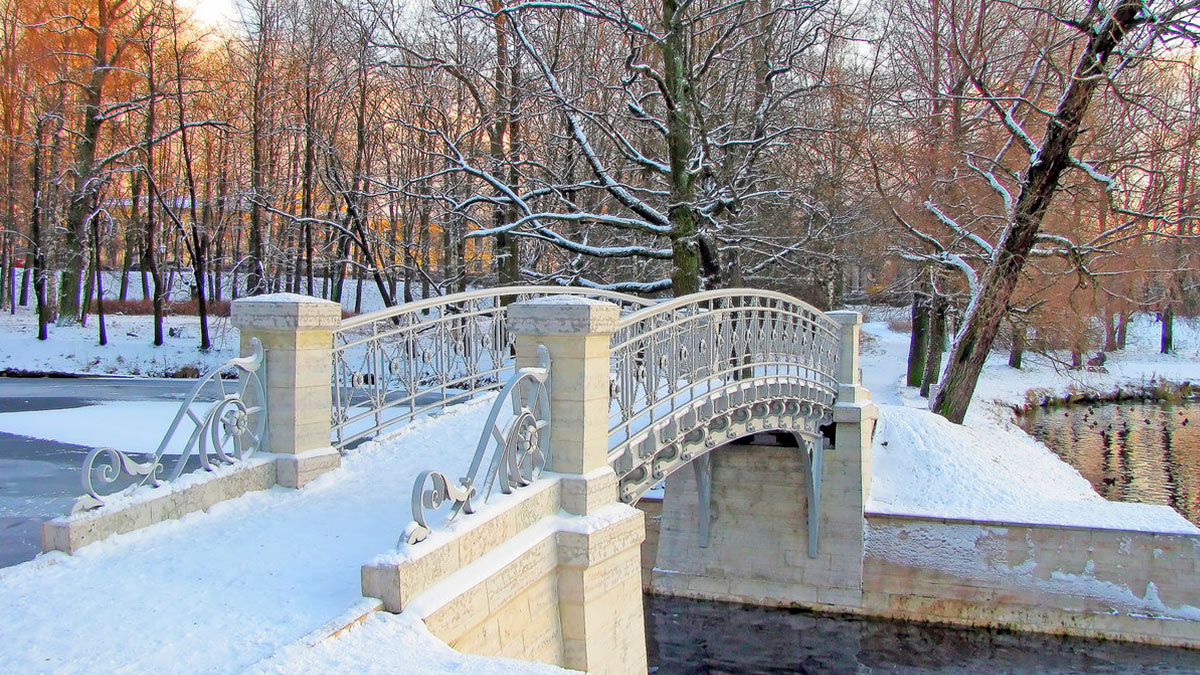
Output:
[607, 290, 841, 502]
[331, 286, 653, 449]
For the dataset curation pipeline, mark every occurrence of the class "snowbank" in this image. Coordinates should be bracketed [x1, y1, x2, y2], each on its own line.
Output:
[861, 313, 1200, 535]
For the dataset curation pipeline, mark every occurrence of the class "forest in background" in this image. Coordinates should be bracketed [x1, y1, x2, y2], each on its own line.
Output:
[0, 0, 1196, 420]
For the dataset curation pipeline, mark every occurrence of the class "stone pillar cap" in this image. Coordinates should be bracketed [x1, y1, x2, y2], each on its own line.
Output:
[826, 310, 862, 326]
[231, 293, 343, 330]
[509, 296, 620, 335]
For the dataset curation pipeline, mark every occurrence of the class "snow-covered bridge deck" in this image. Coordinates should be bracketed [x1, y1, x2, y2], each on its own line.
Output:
[0, 398, 564, 674]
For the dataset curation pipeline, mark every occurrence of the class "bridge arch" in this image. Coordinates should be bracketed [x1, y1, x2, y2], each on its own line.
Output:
[605, 290, 841, 553]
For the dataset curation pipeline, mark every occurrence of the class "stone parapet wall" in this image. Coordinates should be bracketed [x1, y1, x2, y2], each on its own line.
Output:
[362, 473, 647, 674]
[42, 457, 276, 554]
[863, 513, 1200, 648]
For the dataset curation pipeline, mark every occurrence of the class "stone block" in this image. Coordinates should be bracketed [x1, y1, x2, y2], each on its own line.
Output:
[486, 537, 556, 613]
[452, 618, 502, 657]
[459, 506, 518, 565]
[274, 447, 341, 488]
[559, 469, 619, 516]
[361, 562, 403, 613]
[397, 538, 462, 607]
[41, 459, 275, 554]
[424, 582, 490, 643]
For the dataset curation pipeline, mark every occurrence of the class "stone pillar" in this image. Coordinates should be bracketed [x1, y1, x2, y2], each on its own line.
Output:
[826, 310, 878, 503]
[508, 297, 620, 478]
[508, 297, 647, 675]
[825, 311, 878, 607]
[231, 293, 342, 488]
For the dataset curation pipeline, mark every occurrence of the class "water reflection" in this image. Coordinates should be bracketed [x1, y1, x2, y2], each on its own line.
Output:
[646, 595, 1200, 673]
[1018, 400, 1200, 526]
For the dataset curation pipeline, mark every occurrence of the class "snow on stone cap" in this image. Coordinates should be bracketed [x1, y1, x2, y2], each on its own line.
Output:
[233, 292, 338, 304]
[509, 295, 620, 334]
[231, 293, 342, 329]
[519, 295, 617, 306]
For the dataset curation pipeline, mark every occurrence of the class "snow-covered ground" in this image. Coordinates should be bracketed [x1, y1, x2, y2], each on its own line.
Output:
[0, 275, 394, 376]
[862, 310, 1200, 534]
[0, 396, 570, 674]
[0, 310, 239, 376]
[0, 302, 1198, 671]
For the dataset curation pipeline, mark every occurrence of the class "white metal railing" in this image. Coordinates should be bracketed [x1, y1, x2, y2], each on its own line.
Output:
[607, 290, 841, 501]
[392, 287, 844, 546]
[402, 346, 552, 545]
[74, 339, 268, 512]
[331, 286, 652, 449]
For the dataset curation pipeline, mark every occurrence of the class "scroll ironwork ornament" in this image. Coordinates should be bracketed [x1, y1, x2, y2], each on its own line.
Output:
[73, 339, 268, 513]
[403, 345, 551, 545]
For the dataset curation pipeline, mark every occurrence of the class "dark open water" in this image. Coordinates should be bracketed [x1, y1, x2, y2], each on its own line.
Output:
[645, 596, 1200, 674]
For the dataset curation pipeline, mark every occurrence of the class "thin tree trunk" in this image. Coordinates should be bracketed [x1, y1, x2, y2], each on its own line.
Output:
[920, 293, 947, 398]
[1161, 306, 1174, 355]
[92, 212, 107, 345]
[30, 119, 48, 339]
[1104, 309, 1118, 352]
[907, 286, 929, 388]
[1008, 320, 1025, 369]
[932, 0, 1144, 423]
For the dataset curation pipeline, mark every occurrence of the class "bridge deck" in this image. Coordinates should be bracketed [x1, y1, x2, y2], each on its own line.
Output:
[0, 398, 548, 673]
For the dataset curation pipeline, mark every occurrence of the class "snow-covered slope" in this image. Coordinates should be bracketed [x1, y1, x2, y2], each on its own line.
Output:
[861, 313, 1200, 535]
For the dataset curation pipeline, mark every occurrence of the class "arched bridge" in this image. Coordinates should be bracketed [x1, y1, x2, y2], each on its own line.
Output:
[328, 286, 855, 558]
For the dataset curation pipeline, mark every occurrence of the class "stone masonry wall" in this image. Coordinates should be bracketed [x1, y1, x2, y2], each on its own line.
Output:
[651, 438, 866, 609]
[863, 513, 1200, 648]
[362, 476, 647, 674]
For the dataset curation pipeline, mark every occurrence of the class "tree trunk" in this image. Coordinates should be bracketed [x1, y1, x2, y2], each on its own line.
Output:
[30, 120, 48, 339]
[1008, 320, 1024, 369]
[932, 1, 1143, 423]
[1103, 309, 1118, 352]
[907, 288, 929, 388]
[920, 293, 947, 398]
[1161, 305, 1174, 355]
[662, 0, 701, 296]
[121, 172, 142, 302]
[92, 213, 107, 345]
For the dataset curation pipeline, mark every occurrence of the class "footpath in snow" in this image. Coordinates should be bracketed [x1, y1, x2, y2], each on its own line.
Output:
[0, 395, 566, 674]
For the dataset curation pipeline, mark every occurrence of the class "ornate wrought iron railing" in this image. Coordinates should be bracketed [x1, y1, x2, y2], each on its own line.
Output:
[607, 290, 841, 502]
[331, 286, 651, 450]
[402, 346, 551, 545]
[74, 339, 268, 513]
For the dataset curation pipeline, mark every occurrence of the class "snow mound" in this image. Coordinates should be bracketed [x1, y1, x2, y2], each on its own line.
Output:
[868, 405, 1200, 535]
[254, 611, 573, 674]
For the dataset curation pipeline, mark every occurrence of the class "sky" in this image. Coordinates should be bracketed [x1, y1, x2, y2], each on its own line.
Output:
[182, 0, 239, 31]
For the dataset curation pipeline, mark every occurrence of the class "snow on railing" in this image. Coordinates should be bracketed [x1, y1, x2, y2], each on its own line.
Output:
[73, 339, 268, 512]
[330, 286, 651, 450]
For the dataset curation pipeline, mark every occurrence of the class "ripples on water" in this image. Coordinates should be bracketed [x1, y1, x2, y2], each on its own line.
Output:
[646, 596, 1200, 673]
[1018, 399, 1200, 526]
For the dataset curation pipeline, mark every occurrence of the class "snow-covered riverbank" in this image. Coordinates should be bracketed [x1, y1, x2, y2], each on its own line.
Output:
[862, 311, 1200, 534]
